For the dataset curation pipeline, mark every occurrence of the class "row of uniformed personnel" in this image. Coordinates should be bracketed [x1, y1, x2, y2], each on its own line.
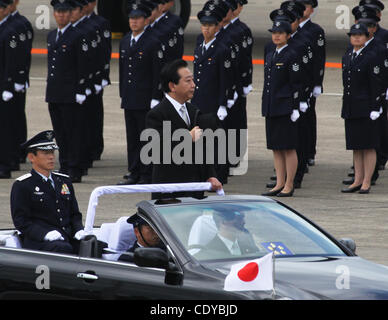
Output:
[0, 0, 33, 179]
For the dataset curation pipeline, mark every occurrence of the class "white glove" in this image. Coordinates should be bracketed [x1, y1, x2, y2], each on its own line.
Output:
[227, 99, 235, 109]
[233, 91, 238, 102]
[299, 102, 309, 113]
[2, 91, 13, 102]
[44, 230, 64, 242]
[291, 109, 300, 122]
[101, 79, 109, 88]
[386, 88, 388, 101]
[74, 230, 88, 241]
[25, 81, 29, 89]
[94, 84, 102, 94]
[313, 86, 322, 98]
[76, 94, 86, 105]
[150, 99, 160, 109]
[242, 84, 253, 97]
[85, 88, 92, 96]
[14, 83, 25, 92]
[379, 107, 383, 114]
[217, 106, 228, 121]
[370, 111, 380, 121]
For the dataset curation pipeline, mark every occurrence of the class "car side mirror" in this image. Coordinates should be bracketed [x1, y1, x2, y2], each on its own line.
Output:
[339, 238, 356, 254]
[134, 247, 183, 286]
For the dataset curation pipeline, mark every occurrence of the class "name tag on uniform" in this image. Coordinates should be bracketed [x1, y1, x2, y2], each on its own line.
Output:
[276, 63, 284, 66]
[34, 192, 44, 195]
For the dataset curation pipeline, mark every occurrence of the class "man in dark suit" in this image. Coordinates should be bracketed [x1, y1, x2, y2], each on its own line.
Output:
[119, 213, 165, 263]
[117, 2, 164, 185]
[146, 59, 223, 199]
[193, 209, 260, 260]
[10, 131, 86, 254]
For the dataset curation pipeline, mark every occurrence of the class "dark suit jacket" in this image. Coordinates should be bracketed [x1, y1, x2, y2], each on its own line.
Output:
[11, 170, 84, 247]
[146, 97, 218, 199]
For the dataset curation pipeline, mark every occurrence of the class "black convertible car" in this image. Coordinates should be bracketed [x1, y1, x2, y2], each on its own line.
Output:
[1, 183, 388, 300]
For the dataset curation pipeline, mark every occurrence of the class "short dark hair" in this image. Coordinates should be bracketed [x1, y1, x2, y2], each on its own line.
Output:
[160, 59, 188, 93]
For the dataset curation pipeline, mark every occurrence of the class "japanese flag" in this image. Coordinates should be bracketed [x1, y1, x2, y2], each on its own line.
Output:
[224, 252, 274, 292]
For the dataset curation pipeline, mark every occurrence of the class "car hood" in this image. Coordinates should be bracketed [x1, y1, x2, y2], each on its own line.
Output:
[207, 256, 388, 300]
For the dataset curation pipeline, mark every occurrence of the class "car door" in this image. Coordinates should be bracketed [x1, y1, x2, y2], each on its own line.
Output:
[74, 256, 186, 299]
[0, 247, 80, 299]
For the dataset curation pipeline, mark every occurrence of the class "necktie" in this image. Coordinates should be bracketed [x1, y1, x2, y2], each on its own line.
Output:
[56, 30, 62, 42]
[273, 50, 279, 60]
[202, 44, 206, 55]
[45, 177, 55, 189]
[231, 240, 241, 256]
[130, 38, 136, 47]
[180, 105, 190, 126]
[350, 52, 357, 66]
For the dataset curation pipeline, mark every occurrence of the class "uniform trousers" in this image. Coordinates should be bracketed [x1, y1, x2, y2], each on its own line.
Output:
[124, 109, 151, 179]
[0, 98, 13, 173]
[87, 92, 104, 161]
[10, 91, 27, 165]
[306, 97, 317, 159]
[48, 102, 88, 176]
[294, 112, 310, 184]
[23, 236, 80, 254]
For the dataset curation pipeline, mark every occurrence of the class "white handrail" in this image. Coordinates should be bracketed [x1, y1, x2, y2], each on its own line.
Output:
[84, 183, 225, 232]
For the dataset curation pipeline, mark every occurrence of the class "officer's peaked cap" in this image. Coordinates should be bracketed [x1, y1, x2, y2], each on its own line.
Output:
[21, 131, 59, 152]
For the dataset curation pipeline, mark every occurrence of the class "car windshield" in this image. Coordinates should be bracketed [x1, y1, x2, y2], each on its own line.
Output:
[156, 201, 346, 261]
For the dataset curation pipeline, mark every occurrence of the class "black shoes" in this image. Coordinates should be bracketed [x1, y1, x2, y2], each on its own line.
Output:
[262, 187, 284, 196]
[117, 175, 139, 185]
[359, 188, 371, 194]
[341, 185, 362, 193]
[308, 159, 315, 166]
[137, 177, 151, 184]
[277, 188, 295, 197]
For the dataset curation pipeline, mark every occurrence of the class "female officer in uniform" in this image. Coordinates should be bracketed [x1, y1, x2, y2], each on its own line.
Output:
[341, 23, 383, 194]
[261, 20, 302, 197]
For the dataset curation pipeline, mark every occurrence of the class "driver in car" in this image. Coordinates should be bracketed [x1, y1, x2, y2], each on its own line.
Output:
[118, 213, 166, 262]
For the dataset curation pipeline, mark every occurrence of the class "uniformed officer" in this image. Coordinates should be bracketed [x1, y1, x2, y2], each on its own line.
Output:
[0, 0, 19, 179]
[117, 1, 164, 185]
[266, 6, 314, 190]
[261, 20, 302, 197]
[341, 23, 383, 194]
[294, 0, 326, 167]
[161, 0, 184, 60]
[7, 0, 34, 168]
[46, 0, 90, 183]
[84, 0, 112, 162]
[10, 130, 86, 254]
[360, 0, 388, 47]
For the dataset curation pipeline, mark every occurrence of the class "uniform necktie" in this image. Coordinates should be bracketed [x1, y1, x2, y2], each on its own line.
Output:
[273, 50, 279, 60]
[231, 240, 241, 256]
[56, 30, 62, 42]
[350, 52, 357, 66]
[180, 105, 190, 126]
[202, 44, 206, 55]
[130, 38, 136, 47]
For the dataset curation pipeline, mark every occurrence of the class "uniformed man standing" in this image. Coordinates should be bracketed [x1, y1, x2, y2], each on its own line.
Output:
[7, 0, 33, 168]
[85, 0, 112, 162]
[10, 131, 86, 254]
[295, 0, 326, 167]
[46, 0, 90, 183]
[0, 0, 19, 179]
[118, 1, 164, 185]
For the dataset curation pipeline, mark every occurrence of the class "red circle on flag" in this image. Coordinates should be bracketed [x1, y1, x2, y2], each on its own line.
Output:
[237, 262, 259, 282]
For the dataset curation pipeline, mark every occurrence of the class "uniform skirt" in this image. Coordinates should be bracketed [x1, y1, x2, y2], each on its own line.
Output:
[265, 114, 298, 150]
[345, 117, 380, 150]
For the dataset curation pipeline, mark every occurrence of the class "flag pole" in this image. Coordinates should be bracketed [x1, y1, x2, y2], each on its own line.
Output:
[271, 252, 276, 299]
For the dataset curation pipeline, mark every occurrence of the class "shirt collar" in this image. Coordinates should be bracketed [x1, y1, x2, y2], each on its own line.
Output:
[72, 15, 87, 27]
[299, 18, 310, 29]
[165, 93, 187, 115]
[58, 22, 71, 34]
[231, 17, 239, 24]
[11, 10, 18, 16]
[0, 15, 10, 26]
[34, 170, 53, 182]
[352, 46, 365, 56]
[155, 12, 167, 24]
[276, 44, 288, 54]
[365, 37, 374, 47]
[223, 22, 231, 30]
[202, 37, 216, 51]
[131, 30, 145, 42]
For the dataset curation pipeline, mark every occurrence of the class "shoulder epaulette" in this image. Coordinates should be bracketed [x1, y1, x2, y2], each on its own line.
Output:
[16, 173, 32, 181]
[52, 172, 70, 178]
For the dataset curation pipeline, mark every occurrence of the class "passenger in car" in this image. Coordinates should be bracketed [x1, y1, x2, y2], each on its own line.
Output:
[10, 130, 86, 254]
[118, 213, 166, 262]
